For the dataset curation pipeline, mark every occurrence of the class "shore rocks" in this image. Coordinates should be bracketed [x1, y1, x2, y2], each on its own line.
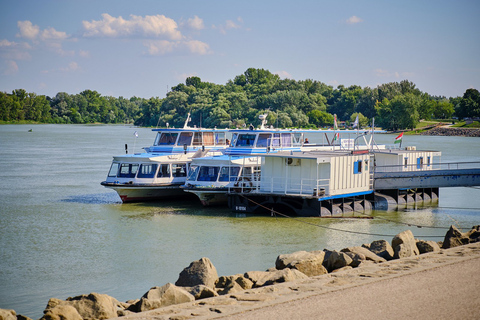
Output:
[363, 239, 395, 260]
[128, 283, 194, 312]
[392, 230, 420, 259]
[416, 240, 441, 254]
[421, 127, 480, 137]
[175, 257, 218, 289]
[442, 225, 480, 249]
[275, 250, 327, 276]
[0, 309, 19, 320]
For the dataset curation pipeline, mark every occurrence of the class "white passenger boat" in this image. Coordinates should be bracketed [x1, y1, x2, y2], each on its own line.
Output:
[182, 114, 385, 206]
[101, 114, 229, 202]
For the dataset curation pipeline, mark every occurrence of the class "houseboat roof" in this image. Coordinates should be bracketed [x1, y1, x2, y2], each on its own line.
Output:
[260, 150, 368, 163]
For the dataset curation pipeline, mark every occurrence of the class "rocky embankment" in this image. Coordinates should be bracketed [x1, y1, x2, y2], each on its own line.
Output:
[421, 127, 480, 137]
[1, 225, 479, 320]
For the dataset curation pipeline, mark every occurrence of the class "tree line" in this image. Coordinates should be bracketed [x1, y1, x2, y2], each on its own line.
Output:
[1, 68, 479, 130]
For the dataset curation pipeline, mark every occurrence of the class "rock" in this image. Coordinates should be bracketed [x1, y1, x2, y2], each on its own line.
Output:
[175, 257, 218, 289]
[275, 250, 325, 270]
[245, 269, 308, 287]
[65, 293, 119, 320]
[416, 240, 441, 254]
[188, 285, 218, 300]
[17, 315, 33, 320]
[129, 283, 195, 312]
[442, 225, 470, 249]
[465, 225, 480, 241]
[324, 250, 353, 272]
[0, 309, 17, 320]
[275, 250, 326, 276]
[364, 240, 395, 261]
[41, 293, 119, 320]
[41, 305, 82, 320]
[342, 252, 366, 268]
[392, 230, 419, 259]
[341, 246, 386, 263]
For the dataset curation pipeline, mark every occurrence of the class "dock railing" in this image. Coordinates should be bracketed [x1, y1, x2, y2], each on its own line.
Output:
[239, 176, 330, 197]
[374, 161, 480, 173]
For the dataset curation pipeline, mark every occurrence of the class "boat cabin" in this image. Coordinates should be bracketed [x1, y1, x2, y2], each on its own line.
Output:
[373, 148, 442, 173]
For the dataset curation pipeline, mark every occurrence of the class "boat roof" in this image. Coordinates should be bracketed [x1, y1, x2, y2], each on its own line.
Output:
[260, 150, 369, 163]
[229, 128, 386, 134]
[151, 127, 229, 132]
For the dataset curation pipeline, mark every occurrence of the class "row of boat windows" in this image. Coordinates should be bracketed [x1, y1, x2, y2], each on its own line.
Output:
[187, 165, 258, 182]
[154, 132, 227, 146]
[232, 132, 303, 148]
[108, 163, 187, 179]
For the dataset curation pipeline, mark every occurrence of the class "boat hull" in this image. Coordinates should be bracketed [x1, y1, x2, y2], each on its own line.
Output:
[101, 182, 191, 203]
[183, 188, 228, 206]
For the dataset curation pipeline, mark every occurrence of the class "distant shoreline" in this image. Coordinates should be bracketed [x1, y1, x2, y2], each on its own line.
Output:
[421, 127, 480, 137]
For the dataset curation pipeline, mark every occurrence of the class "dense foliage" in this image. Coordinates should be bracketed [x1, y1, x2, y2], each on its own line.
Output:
[1, 68, 479, 130]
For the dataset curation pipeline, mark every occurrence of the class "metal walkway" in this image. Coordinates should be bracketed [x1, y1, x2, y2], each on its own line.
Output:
[374, 162, 480, 190]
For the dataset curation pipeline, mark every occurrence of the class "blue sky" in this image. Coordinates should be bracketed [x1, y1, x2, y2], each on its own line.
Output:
[1, 0, 479, 99]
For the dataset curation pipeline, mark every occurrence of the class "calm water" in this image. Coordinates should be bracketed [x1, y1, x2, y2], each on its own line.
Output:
[1, 125, 479, 318]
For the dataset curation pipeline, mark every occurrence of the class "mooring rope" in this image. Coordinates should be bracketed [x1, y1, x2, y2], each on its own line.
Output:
[238, 194, 450, 238]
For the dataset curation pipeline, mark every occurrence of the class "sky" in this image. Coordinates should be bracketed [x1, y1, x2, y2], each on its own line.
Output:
[1, 0, 479, 99]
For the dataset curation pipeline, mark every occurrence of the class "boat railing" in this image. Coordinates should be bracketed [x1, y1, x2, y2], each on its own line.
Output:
[237, 176, 330, 197]
[374, 161, 480, 173]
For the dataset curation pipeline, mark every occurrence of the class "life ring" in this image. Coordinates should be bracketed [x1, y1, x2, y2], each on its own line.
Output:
[233, 177, 253, 193]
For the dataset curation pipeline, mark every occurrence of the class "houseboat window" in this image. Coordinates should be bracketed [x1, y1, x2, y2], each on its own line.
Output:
[293, 133, 303, 146]
[404, 157, 408, 168]
[242, 167, 253, 177]
[256, 133, 271, 148]
[137, 164, 158, 178]
[417, 157, 424, 169]
[187, 165, 199, 181]
[215, 132, 226, 145]
[157, 132, 178, 145]
[236, 134, 256, 147]
[197, 166, 220, 182]
[203, 132, 214, 145]
[118, 163, 139, 178]
[157, 164, 170, 178]
[272, 133, 281, 147]
[178, 132, 193, 146]
[193, 132, 203, 145]
[172, 163, 187, 177]
[218, 166, 241, 181]
[281, 133, 292, 147]
[427, 156, 431, 166]
[230, 133, 238, 147]
[108, 163, 119, 177]
[354, 160, 363, 174]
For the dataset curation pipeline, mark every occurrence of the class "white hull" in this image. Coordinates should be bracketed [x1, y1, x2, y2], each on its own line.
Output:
[102, 183, 190, 202]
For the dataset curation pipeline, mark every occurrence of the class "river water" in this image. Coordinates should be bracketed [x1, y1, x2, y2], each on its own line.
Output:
[0, 124, 479, 318]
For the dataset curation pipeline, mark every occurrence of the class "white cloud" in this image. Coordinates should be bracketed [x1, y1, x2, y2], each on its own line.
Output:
[60, 62, 80, 72]
[275, 70, 292, 79]
[3, 60, 19, 75]
[218, 17, 243, 35]
[79, 50, 90, 58]
[0, 39, 31, 60]
[346, 16, 363, 24]
[41, 27, 68, 41]
[17, 21, 40, 39]
[144, 39, 210, 55]
[187, 16, 205, 30]
[82, 13, 182, 40]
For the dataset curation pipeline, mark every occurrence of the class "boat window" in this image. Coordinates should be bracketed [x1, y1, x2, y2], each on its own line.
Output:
[417, 157, 424, 169]
[281, 133, 292, 147]
[231, 133, 238, 147]
[172, 163, 187, 177]
[197, 166, 220, 182]
[272, 133, 281, 147]
[193, 132, 203, 145]
[118, 163, 139, 178]
[187, 165, 199, 181]
[108, 163, 119, 177]
[157, 132, 178, 145]
[241, 167, 252, 177]
[218, 166, 241, 181]
[256, 133, 271, 148]
[157, 164, 170, 178]
[293, 133, 303, 146]
[236, 134, 256, 147]
[427, 156, 431, 167]
[404, 157, 408, 168]
[203, 132, 214, 145]
[215, 132, 226, 145]
[354, 160, 363, 174]
[137, 164, 158, 178]
[178, 132, 193, 146]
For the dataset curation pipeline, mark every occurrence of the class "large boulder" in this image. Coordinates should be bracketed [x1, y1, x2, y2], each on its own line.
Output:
[364, 240, 395, 260]
[188, 285, 218, 300]
[129, 283, 194, 312]
[465, 225, 480, 242]
[41, 293, 119, 320]
[41, 304, 83, 320]
[341, 246, 386, 263]
[216, 274, 254, 295]
[175, 257, 218, 289]
[245, 269, 308, 288]
[416, 240, 441, 254]
[442, 225, 469, 249]
[392, 230, 419, 259]
[0, 309, 17, 320]
[275, 250, 327, 277]
[323, 250, 353, 272]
